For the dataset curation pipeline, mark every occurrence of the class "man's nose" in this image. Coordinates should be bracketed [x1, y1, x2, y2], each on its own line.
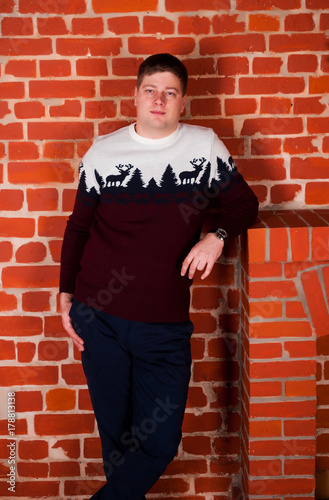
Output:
[153, 92, 166, 104]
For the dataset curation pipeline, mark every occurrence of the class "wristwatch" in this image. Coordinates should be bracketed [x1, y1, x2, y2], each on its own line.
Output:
[209, 228, 229, 243]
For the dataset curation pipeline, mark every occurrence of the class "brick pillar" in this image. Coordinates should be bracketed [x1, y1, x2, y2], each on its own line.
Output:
[240, 209, 329, 499]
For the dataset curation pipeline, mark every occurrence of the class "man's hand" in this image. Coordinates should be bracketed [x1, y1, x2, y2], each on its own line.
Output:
[181, 232, 224, 280]
[60, 292, 84, 352]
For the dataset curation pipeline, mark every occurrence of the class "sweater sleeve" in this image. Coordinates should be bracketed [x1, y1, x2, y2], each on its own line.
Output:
[59, 154, 101, 294]
[208, 133, 259, 239]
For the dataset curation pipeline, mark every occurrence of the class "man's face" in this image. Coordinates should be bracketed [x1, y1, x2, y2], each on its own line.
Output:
[134, 71, 186, 139]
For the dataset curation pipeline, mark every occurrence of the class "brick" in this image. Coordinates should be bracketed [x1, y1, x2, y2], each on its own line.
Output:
[249, 14, 280, 32]
[270, 33, 327, 52]
[1, 16, 33, 35]
[212, 14, 245, 33]
[62, 189, 76, 212]
[166, 0, 230, 9]
[250, 437, 315, 457]
[261, 97, 292, 115]
[143, 16, 174, 34]
[46, 388, 75, 411]
[0, 37, 52, 55]
[238, 158, 286, 181]
[35, 414, 95, 436]
[2, 266, 59, 288]
[62, 363, 86, 385]
[285, 379, 316, 397]
[290, 227, 310, 261]
[251, 138, 281, 156]
[29, 80, 95, 98]
[249, 321, 313, 339]
[248, 381, 282, 398]
[0, 290, 17, 312]
[236, 0, 301, 8]
[15, 390, 43, 412]
[253, 57, 283, 75]
[0, 339, 15, 359]
[8, 141, 39, 160]
[249, 420, 282, 438]
[17, 344, 38, 365]
[301, 269, 329, 338]
[17, 461, 48, 477]
[44, 315, 66, 337]
[191, 97, 221, 117]
[195, 476, 232, 494]
[182, 435, 211, 456]
[0, 123, 23, 140]
[39, 341, 69, 361]
[218, 56, 249, 76]
[208, 337, 237, 358]
[291, 157, 329, 180]
[0, 0, 14, 12]
[19, 440, 48, 460]
[283, 137, 318, 155]
[8, 161, 74, 184]
[38, 216, 67, 238]
[107, 16, 139, 34]
[191, 286, 223, 310]
[288, 54, 318, 73]
[250, 341, 283, 358]
[78, 388, 93, 410]
[39, 59, 71, 77]
[165, 458, 208, 476]
[5, 59, 36, 77]
[15, 101, 45, 118]
[120, 99, 136, 118]
[250, 360, 316, 380]
[22, 291, 50, 312]
[28, 122, 94, 140]
[306, 0, 329, 8]
[178, 15, 210, 35]
[182, 411, 222, 433]
[193, 360, 239, 382]
[43, 141, 75, 159]
[285, 14, 315, 31]
[0, 365, 58, 386]
[248, 263, 283, 278]
[225, 98, 256, 116]
[184, 57, 216, 76]
[0, 82, 25, 99]
[27, 188, 58, 211]
[19, 0, 86, 13]
[84, 437, 102, 458]
[312, 227, 329, 261]
[37, 16, 68, 35]
[188, 77, 235, 96]
[271, 184, 302, 204]
[250, 302, 283, 321]
[53, 438, 80, 459]
[200, 34, 265, 55]
[0, 217, 34, 237]
[286, 301, 307, 318]
[240, 77, 305, 95]
[308, 118, 329, 134]
[186, 386, 207, 408]
[49, 460, 80, 477]
[72, 17, 104, 35]
[76, 58, 108, 76]
[50, 100, 81, 117]
[16, 242, 47, 263]
[0, 480, 59, 497]
[112, 57, 143, 76]
[249, 477, 314, 496]
[0, 316, 41, 337]
[241, 117, 303, 135]
[56, 38, 122, 56]
[0, 101, 11, 119]
[0, 189, 24, 210]
[85, 100, 116, 119]
[0, 242, 13, 262]
[284, 458, 315, 476]
[310, 76, 329, 94]
[128, 36, 195, 55]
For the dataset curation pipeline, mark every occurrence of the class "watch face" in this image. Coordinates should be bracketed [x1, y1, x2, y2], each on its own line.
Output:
[216, 229, 228, 241]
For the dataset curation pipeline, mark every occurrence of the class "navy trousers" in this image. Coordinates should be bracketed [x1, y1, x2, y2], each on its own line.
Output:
[69, 300, 193, 500]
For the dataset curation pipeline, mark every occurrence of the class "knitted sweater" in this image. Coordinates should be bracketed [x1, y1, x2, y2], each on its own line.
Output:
[60, 123, 258, 322]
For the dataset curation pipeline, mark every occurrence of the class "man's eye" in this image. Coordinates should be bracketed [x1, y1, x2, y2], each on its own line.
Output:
[145, 89, 154, 94]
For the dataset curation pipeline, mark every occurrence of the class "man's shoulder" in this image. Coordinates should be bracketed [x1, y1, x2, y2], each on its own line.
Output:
[93, 124, 130, 147]
[180, 122, 215, 139]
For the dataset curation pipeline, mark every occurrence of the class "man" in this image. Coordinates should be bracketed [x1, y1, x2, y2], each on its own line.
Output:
[60, 53, 258, 499]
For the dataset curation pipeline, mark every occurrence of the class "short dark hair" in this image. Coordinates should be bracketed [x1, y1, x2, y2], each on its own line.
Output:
[136, 53, 188, 96]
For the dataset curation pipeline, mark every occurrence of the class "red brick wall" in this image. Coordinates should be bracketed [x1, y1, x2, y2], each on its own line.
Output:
[0, 0, 328, 498]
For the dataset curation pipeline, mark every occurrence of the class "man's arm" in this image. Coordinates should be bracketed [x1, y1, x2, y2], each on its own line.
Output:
[181, 168, 258, 280]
